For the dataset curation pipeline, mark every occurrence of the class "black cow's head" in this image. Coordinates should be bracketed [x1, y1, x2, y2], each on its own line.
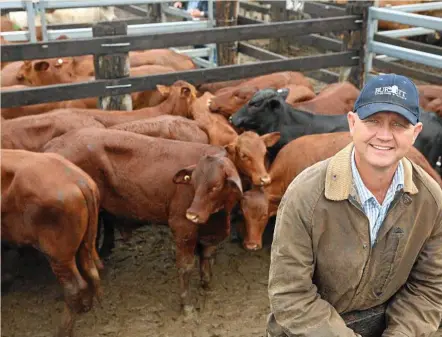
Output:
[229, 88, 289, 131]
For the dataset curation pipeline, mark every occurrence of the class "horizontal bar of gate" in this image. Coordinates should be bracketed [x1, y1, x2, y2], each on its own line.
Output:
[377, 27, 436, 38]
[1, 51, 358, 108]
[369, 41, 442, 69]
[369, 7, 442, 31]
[1, 20, 211, 42]
[387, 1, 442, 13]
[37, 0, 169, 10]
[1, 15, 361, 62]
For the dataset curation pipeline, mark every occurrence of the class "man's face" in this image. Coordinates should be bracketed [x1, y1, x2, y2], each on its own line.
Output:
[347, 111, 423, 171]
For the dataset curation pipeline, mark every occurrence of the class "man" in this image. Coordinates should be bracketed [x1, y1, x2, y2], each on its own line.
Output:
[267, 74, 442, 337]
[173, 1, 211, 18]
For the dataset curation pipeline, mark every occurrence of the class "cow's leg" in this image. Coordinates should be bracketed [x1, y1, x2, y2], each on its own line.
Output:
[199, 244, 217, 290]
[169, 217, 198, 316]
[49, 258, 88, 337]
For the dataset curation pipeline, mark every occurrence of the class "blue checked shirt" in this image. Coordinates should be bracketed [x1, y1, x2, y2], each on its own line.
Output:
[351, 148, 404, 247]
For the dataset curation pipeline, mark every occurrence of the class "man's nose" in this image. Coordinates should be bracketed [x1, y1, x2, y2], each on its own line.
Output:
[376, 125, 394, 140]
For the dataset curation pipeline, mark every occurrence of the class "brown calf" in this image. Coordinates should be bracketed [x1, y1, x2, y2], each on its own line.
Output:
[418, 85, 442, 117]
[129, 49, 197, 70]
[291, 81, 360, 115]
[43, 128, 242, 314]
[209, 72, 313, 117]
[240, 132, 442, 251]
[1, 149, 102, 337]
[1, 110, 105, 151]
[110, 115, 209, 144]
[0, 85, 97, 119]
[208, 84, 316, 117]
[190, 92, 238, 145]
[45, 80, 197, 127]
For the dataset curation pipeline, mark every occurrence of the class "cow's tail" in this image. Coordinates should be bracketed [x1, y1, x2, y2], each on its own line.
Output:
[76, 176, 103, 307]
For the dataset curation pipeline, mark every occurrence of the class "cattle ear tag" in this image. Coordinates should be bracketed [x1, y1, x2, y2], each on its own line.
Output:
[173, 166, 195, 184]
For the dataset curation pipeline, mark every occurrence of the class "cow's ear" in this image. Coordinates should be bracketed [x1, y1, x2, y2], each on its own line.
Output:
[223, 143, 236, 156]
[226, 174, 243, 197]
[34, 61, 50, 72]
[261, 132, 281, 148]
[276, 88, 289, 100]
[156, 85, 170, 97]
[173, 165, 196, 184]
[180, 87, 191, 98]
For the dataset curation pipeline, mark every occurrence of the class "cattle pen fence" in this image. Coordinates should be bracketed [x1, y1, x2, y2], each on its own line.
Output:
[1, 0, 368, 109]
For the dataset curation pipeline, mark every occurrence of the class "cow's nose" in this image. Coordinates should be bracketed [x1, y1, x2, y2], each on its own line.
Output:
[260, 176, 271, 185]
[244, 242, 262, 251]
[186, 212, 199, 223]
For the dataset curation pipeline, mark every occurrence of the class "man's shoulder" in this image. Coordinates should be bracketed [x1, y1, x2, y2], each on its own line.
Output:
[411, 162, 442, 209]
[280, 157, 331, 211]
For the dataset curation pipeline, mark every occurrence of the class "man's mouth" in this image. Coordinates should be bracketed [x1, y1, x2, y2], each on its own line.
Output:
[371, 144, 393, 151]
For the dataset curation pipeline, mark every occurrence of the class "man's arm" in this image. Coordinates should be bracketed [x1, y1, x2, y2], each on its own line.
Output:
[268, 182, 360, 337]
[382, 210, 442, 337]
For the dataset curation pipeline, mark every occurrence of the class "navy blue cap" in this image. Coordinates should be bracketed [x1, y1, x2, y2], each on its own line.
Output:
[354, 74, 420, 125]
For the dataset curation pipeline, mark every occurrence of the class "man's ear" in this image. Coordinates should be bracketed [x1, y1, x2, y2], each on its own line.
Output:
[412, 122, 423, 144]
[347, 111, 357, 135]
[173, 165, 196, 184]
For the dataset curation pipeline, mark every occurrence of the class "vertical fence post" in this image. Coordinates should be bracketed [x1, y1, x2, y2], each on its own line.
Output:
[269, 1, 289, 54]
[339, 0, 373, 89]
[92, 22, 132, 111]
[147, 3, 162, 23]
[215, 0, 239, 65]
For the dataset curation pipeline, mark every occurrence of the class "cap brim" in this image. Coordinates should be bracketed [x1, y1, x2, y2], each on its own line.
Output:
[356, 103, 418, 125]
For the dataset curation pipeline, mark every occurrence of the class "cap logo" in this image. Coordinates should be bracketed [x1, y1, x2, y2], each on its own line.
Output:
[374, 85, 406, 100]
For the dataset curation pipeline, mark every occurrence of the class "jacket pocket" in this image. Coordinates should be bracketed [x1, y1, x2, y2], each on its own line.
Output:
[373, 227, 406, 297]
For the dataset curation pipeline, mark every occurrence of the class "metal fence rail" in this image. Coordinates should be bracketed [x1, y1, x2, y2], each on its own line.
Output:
[365, 3, 442, 79]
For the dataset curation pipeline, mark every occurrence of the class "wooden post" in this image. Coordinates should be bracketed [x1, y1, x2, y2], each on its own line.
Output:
[215, 0, 239, 66]
[269, 1, 289, 54]
[146, 3, 162, 23]
[339, 0, 373, 89]
[92, 22, 132, 111]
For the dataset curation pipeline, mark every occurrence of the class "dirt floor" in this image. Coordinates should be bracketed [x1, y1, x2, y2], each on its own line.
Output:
[1, 226, 273, 337]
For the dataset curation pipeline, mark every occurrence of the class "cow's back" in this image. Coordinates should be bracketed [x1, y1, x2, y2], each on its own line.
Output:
[110, 115, 209, 144]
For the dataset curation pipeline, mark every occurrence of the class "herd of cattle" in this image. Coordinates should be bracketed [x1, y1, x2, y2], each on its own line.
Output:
[1, 42, 442, 337]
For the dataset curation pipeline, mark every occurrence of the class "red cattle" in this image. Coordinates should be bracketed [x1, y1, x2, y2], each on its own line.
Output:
[0, 85, 98, 119]
[209, 72, 313, 117]
[110, 115, 209, 144]
[43, 128, 242, 314]
[190, 92, 238, 146]
[1, 110, 105, 151]
[129, 49, 197, 70]
[291, 81, 360, 115]
[34, 80, 197, 127]
[1, 149, 102, 337]
[239, 132, 442, 250]
[208, 84, 316, 117]
[418, 85, 442, 117]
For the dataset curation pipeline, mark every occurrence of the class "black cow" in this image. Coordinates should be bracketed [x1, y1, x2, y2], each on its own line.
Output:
[230, 88, 348, 160]
[230, 88, 442, 170]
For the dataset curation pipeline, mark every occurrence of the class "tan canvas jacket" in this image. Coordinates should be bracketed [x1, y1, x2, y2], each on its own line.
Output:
[267, 143, 442, 337]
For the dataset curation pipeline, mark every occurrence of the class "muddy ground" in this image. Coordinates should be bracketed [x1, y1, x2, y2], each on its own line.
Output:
[2, 225, 273, 337]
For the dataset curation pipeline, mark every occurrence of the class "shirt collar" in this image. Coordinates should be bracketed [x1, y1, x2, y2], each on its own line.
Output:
[351, 148, 404, 206]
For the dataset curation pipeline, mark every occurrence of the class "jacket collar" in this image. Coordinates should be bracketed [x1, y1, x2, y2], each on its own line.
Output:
[325, 143, 418, 201]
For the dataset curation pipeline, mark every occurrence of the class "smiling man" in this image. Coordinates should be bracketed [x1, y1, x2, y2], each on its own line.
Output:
[267, 74, 442, 337]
